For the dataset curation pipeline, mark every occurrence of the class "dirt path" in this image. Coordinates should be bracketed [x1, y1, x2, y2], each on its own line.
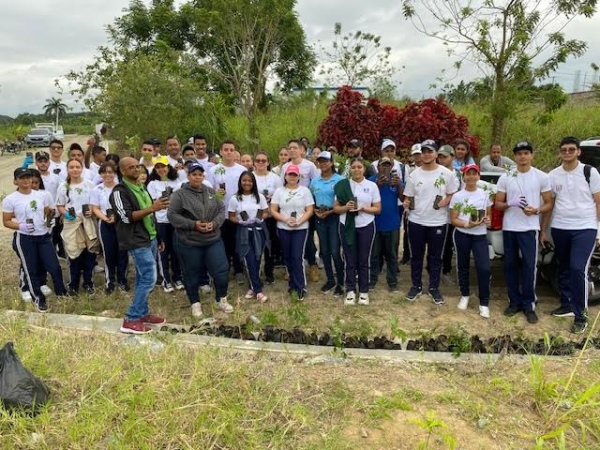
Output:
[0, 134, 85, 236]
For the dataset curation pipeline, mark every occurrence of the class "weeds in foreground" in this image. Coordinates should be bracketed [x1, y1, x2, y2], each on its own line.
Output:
[410, 410, 456, 450]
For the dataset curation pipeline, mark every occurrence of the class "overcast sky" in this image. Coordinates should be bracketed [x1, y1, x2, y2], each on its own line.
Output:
[1, 0, 599, 117]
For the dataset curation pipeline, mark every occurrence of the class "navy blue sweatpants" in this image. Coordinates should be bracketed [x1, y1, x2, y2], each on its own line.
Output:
[340, 222, 376, 294]
[551, 227, 596, 321]
[278, 228, 308, 297]
[98, 220, 129, 290]
[453, 229, 491, 305]
[13, 232, 67, 305]
[407, 221, 447, 289]
[156, 222, 181, 286]
[503, 230, 538, 312]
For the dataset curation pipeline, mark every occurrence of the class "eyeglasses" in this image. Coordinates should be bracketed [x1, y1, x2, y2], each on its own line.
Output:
[255, 159, 268, 163]
[559, 148, 577, 154]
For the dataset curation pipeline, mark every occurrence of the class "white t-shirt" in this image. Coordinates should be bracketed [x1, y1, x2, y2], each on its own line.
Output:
[228, 193, 269, 222]
[497, 167, 551, 232]
[404, 165, 459, 227]
[449, 188, 492, 236]
[280, 159, 319, 188]
[49, 160, 67, 180]
[549, 162, 600, 230]
[337, 178, 382, 228]
[40, 172, 61, 201]
[147, 179, 182, 223]
[56, 179, 95, 215]
[3, 190, 53, 236]
[210, 163, 246, 209]
[90, 183, 116, 216]
[271, 185, 314, 230]
[89, 161, 101, 177]
[254, 172, 283, 197]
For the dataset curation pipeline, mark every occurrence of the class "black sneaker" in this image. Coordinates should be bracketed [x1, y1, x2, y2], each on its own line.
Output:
[333, 285, 345, 297]
[405, 286, 422, 301]
[105, 285, 115, 295]
[265, 276, 275, 285]
[83, 285, 95, 295]
[429, 288, 444, 305]
[551, 306, 575, 317]
[389, 285, 400, 292]
[525, 310, 539, 324]
[35, 299, 48, 313]
[320, 280, 336, 293]
[503, 306, 522, 317]
[570, 319, 588, 334]
[118, 283, 130, 292]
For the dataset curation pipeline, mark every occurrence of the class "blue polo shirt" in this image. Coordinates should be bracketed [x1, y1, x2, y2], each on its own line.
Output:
[368, 175, 401, 232]
[310, 173, 344, 208]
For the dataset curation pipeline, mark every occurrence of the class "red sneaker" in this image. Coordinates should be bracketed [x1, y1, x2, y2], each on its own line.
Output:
[140, 314, 166, 325]
[120, 319, 152, 334]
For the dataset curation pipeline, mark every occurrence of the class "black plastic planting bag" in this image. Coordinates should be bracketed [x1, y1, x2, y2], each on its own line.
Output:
[0, 342, 49, 413]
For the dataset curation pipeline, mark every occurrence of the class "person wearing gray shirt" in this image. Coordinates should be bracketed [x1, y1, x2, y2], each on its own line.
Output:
[479, 144, 515, 172]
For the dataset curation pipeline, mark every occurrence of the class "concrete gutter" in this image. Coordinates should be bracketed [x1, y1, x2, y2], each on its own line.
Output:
[1, 310, 542, 364]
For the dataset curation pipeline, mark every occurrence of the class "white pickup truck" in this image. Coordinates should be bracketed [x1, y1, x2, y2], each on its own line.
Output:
[35, 123, 64, 140]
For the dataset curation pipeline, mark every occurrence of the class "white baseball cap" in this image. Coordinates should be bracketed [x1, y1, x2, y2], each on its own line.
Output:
[411, 143, 422, 155]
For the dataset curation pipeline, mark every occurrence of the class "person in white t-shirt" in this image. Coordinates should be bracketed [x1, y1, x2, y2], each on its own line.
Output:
[3, 168, 68, 311]
[68, 144, 95, 181]
[449, 165, 492, 318]
[253, 151, 283, 284]
[228, 171, 270, 303]
[55, 159, 99, 295]
[280, 139, 321, 282]
[210, 140, 247, 283]
[48, 139, 67, 180]
[271, 164, 314, 300]
[334, 158, 382, 306]
[90, 162, 129, 294]
[495, 141, 553, 324]
[402, 139, 459, 305]
[147, 155, 184, 293]
[541, 136, 600, 334]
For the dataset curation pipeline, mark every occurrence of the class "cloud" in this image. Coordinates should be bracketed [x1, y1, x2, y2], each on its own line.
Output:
[0, 0, 598, 117]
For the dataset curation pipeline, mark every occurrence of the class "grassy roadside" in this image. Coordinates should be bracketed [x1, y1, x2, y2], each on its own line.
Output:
[0, 316, 599, 449]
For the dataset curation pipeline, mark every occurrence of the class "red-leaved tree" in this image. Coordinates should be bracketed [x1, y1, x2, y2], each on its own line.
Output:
[316, 86, 480, 161]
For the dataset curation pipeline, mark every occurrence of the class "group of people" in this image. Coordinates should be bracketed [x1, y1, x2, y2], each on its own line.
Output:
[3, 133, 597, 335]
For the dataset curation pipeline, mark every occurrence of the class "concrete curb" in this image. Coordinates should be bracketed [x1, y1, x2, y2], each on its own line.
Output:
[1, 310, 537, 364]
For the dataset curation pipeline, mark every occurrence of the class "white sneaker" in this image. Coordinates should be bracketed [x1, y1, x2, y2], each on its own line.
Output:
[200, 284, 212, 294]
[191, 302, 203, 318]
[457, 296, 470, 310]
[20, 291, 32, 302]
[245, 289, 255, 299]
[163, 283, 174, 293]
[358, 293, 370, 305]
[479, 305, 490, 319]
[217, 297, 234, 313]
[40, 285, 52, 296]
[344, 291, 356, 305]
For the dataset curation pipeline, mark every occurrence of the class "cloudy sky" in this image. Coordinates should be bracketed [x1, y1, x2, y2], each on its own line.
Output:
[1, 0, 599, 117]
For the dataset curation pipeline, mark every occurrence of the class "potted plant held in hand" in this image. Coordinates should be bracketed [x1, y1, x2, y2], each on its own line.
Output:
[433, 175, 446, 210]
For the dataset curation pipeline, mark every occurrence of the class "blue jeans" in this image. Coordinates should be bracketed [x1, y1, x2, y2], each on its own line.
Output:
[551, 227, 596, 320]
[174, 234, 229, 304]
[453, 229, 491, 305]
[503, 230, 538, 312]
[127, 239, 158, 320]
[315, 214, 344, 286]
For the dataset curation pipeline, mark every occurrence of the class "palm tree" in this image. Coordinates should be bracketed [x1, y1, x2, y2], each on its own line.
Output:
[43, 97, 68, 128]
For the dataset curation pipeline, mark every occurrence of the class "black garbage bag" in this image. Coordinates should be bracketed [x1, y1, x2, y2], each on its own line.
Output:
[0, 342, 49, 413]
